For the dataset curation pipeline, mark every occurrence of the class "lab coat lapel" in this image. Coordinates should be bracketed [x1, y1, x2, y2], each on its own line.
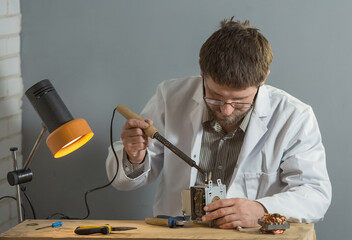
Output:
[236, 86, 271, 166]
[188, 79, 205, 185]
[190, 105, 204, 156]
[189, 78, 205, 159]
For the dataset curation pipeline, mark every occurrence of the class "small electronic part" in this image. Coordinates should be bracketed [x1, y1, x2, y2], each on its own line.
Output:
[182, 179, 226, 221]
[258, 213, 290, 234]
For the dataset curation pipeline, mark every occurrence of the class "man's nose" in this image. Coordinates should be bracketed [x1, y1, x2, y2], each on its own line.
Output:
[220, 103, 234, 116]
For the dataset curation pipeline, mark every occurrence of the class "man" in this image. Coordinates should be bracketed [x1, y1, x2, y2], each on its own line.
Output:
[106, 18, 331, 228]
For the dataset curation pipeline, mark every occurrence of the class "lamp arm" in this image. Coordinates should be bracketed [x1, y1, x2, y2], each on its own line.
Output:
[23, 124, 47, 170]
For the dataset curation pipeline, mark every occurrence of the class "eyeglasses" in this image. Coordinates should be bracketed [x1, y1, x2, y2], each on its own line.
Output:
[202, 75, 259, 111]
[203, 97, 253, 110]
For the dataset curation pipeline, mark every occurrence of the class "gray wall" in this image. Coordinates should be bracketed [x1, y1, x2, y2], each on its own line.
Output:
[19, 0, 350, 239]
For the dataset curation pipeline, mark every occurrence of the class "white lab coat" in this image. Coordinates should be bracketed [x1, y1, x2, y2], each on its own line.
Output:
[106, 76, 331, 223]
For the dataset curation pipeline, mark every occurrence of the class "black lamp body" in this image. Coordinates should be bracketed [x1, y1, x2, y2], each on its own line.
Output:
[25, 79, 74, 133]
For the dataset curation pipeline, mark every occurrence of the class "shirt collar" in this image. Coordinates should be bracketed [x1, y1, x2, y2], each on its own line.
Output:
[202, 106, 253, 134]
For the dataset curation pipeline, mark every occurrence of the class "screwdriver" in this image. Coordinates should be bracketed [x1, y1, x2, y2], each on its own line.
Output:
[74, 225, 137, 235]
[35, 221, 63, 230]
[145, 215, 188, 227]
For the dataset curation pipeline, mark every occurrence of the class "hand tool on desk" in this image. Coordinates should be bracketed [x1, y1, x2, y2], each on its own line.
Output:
[145, 215, 188, 228]
[116, 104, 208, 181]
[74, 224, 137, 235]
[35, 221, 62, 230]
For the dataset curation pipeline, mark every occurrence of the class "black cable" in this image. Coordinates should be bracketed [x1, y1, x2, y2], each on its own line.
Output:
[46, 213, 70, 219]
[20, 185, 37, 219]
[81, 108, 120, 219]
[0, 195, 26, 219]
[0, 196, 16, 201]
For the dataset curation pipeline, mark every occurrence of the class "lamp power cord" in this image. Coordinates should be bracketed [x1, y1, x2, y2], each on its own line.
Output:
[80, 107, 120, 219]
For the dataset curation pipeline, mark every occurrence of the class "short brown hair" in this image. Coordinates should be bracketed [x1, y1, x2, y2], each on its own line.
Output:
[199, 17, 273, 89]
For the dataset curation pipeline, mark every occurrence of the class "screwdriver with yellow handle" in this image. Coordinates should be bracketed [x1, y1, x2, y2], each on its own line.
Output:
[74, 224, 136, 235]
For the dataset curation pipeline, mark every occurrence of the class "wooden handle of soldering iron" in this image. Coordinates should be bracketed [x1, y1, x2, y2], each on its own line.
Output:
[145, 217, 170, 227]
[116, 104, 158, 138]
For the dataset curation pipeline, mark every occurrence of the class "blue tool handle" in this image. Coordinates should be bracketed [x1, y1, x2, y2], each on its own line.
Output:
[156, 215, 184, 228]
[52, 221, 63, 228]
[156, 215, 184, 220]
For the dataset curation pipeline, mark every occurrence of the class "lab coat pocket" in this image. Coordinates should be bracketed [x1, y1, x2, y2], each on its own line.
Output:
[244, 171, 280, 200]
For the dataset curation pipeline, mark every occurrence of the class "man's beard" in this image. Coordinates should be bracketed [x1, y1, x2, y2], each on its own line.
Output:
[206, 104, 251, 127]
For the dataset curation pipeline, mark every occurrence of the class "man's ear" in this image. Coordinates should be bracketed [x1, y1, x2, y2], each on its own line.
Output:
[260, 70, 270, 86]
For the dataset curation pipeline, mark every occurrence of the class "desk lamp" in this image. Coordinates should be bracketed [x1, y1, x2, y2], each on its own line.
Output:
[7, 79, 94, 223]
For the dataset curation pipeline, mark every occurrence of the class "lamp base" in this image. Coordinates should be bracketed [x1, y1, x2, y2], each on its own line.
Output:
[7, 169, 33, 186]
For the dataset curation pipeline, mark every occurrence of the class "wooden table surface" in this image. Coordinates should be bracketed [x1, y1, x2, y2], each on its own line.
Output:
[0, 219, 316, 240]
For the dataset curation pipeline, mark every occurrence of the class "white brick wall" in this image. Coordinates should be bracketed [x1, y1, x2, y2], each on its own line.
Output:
[0, 0, 23, 234]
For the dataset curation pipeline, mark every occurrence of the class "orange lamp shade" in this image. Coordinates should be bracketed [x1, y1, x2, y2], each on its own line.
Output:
[46, 118, 94, 158]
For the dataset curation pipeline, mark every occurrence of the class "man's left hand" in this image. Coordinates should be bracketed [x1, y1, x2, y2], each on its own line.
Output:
[201, 198, 266, 229]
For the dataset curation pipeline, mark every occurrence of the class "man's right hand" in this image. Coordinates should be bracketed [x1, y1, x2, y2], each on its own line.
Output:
[120, 119, 153, 164]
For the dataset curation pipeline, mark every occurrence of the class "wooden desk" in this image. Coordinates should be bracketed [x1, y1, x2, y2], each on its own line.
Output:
[0, 219, 315, 240]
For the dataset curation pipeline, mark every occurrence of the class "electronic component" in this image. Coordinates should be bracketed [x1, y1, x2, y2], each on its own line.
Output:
[258, 213, 290, 234]
[181, 179, 226, 221]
